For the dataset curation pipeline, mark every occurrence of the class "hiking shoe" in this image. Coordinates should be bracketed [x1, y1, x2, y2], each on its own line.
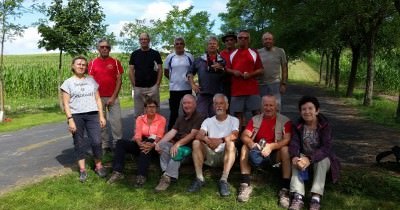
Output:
[187, 178, 205, 193]
[95, 167, 107, 178]
[278, 188, 290, 208]
[107, 171, 124, 184]
[79, 171, 88, 182]
[237, 183, 253, 202]
[289, 193, 304, 210]
[134, 175, 146, 188]
[309, 199, 321, 210]
[155, 175, 171, 192]
[218, 180, 230, 197]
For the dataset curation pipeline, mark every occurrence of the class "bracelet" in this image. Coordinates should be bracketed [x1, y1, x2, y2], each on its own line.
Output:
[67, 116, 73, 120]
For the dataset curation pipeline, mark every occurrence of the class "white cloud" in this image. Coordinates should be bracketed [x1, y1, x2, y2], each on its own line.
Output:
[101, 1, 144, 17]
[211, 1, 228, 14]
[140, 0, 193, 21]
[4, 27, 54, 55]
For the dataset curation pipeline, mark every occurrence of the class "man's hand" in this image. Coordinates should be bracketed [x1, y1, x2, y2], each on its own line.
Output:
[261, 143, 272, 157]
[170, 142, 181, 157]
[231, 70, 243, 77]
[191, 83, 200, 94]
[107, 97, 116, 106]
[207, 138, 223, 150]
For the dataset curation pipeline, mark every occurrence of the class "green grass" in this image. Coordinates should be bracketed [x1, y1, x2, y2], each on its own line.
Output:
[288, 60, 320, 84]
[0, 161, 398, 210]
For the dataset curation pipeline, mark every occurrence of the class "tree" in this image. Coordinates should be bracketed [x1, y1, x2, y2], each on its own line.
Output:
[0, 0, 26, 122]
[37, 0, 107, 110]
[120, 6, 214, 56]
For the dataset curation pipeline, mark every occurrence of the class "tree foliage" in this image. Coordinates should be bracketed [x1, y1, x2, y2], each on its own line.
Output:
[37, 0, 107, 110]
[120, 6, 214, 56]
[0, 0, 27, 121]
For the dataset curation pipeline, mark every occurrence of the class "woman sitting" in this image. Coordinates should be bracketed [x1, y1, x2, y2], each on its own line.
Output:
[107, 98, 166, 187]
[289, 96, 340, 210]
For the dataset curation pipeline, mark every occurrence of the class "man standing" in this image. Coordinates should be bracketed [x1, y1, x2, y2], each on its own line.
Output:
[164, 37, 194, 130]
[226, 30, 263, 130]
[88, 38, 124, 151]
[220, 31, 237, 101]
[187, 36, 226, 117]
[237, 95, 292, 208]
[258, 32, 288, 111]
[187, 94, 239, 197]
[154, 94, 205, 192]
[129, 32, 163, 118]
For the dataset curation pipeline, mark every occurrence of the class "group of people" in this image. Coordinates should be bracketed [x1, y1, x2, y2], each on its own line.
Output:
[60, 31, 340, 210]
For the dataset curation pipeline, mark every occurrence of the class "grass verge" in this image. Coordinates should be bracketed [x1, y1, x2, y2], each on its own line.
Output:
[0, 159, 398, 209]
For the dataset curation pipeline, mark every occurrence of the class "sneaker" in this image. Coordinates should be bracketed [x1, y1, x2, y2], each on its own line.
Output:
[278, 188, 290, 209]
[187, 178, 205, 193]
[218, 180, 230, 197]
[309, 199, 321, 210]
[289, 193, 304, 210]
[155, 175, 171, 192]
[107, 171, 124, 184]
[237, 183, 253, 202]
[134, 175, 146, 188]
[79, 171, 88, 182]
[95, 167, 107, 178]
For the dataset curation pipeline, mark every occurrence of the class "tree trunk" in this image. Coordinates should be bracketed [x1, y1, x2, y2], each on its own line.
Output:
[325, 52, 330, 86]
[346, 44, 361, 97]
[58, 50, 64, 111]
[334, 49, 341, 93]
[363, 35, 375, 106]
[319, 50, 325, 84]
[0, 2, 6, 122]
[397, 90, 400, 122]
[329, 50, 335, 87]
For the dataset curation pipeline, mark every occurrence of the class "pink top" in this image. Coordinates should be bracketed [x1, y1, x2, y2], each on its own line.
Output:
[134, 113, 166, 142]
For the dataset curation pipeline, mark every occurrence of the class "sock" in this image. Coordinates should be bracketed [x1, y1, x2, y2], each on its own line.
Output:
[240, 174, 251, 185]
[196, 173, 204, 182]
[311, 195, 321, 202]
[80, 168, 86, 172]
[220, 172, 229, 182]
[281, 178, 290, 190]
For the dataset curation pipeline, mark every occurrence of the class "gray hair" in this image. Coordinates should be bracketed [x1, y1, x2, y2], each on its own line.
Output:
[174, 37, 185, 44]
[97, 38, 111, 49]
[207, 36, 219, 43]
[213, 93, 228, 104]
[262, 32, 274, 40]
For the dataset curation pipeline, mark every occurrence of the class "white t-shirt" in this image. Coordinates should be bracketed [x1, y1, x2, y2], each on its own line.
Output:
[200, 115, 239, 152]
[60, 76, 99, 114]
[164, 52, 194, 91]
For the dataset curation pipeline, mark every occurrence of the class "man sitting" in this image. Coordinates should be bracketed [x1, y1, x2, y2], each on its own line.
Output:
[187, 93, 239, 197]
[238, 95, 292, 208]
[154, 94, 205, 191]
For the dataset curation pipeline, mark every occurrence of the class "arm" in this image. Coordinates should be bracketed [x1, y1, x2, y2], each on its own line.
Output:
[164, 68, 170, 79]
[262, 132, 290, 157]
[129, 65, 135, 87]
[133, 117, 143, 142]
[309, 124, 332, 163]
[187, 74, 200, 94]
[155, 129, 178, 152]
[108, 73, 122, 106]
[156, 64, 163, 86]
[62, 91, 76, 134]
[95, 91, 106, 128]
[243, 68, 263, 80]
[170, 128, 200, 157]
[241, 129, 256, 149]
[280, 62, 288, 94]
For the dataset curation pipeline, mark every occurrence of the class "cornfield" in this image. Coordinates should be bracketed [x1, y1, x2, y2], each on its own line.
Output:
[2, 53, 153, 113]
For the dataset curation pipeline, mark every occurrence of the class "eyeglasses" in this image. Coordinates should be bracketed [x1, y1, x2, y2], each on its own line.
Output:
[238, 37, 249, 40]
[146, 105, 157, 108]
[99, 46, 111, 50]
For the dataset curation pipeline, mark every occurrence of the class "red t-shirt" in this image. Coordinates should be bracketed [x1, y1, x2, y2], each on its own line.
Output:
[220, 49, 234, 62]
[88, 57, 124, 97]
[226, 48, 263, 96]
[246, 116, 292, 143]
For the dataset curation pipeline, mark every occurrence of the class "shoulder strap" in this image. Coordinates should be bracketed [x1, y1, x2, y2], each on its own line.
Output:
[89, 59, 95, 74]
[251, 114, 263, 140]
[274, 113, 290, 142]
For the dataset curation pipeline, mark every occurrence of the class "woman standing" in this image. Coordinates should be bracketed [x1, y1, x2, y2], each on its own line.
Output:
[288, 96, 340, 210]
[61, 56, 107, 182]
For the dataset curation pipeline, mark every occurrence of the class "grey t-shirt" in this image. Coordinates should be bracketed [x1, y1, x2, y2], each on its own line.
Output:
[257, 47, 287, 84]
[60, 76, 99, 114]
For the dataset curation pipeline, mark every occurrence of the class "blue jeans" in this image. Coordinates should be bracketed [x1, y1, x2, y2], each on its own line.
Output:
[72, 111, 102, 161]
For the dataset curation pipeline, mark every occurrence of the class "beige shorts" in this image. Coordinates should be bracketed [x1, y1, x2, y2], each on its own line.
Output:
[204, 143, 236, 167]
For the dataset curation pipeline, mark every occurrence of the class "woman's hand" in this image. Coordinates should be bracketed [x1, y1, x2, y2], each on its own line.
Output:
[68, 120, 77, 134]
[296, 156, 311, 171]
[99, 116, 106, 128]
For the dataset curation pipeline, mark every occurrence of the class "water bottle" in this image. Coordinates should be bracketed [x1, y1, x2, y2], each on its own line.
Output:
[258, 138, 266, 150]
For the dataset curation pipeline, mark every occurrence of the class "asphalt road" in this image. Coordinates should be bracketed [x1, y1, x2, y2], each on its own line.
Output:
[1, 84, 399, 195]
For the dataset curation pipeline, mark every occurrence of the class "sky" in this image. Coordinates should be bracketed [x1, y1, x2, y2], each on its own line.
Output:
[4, 0, 229, 55]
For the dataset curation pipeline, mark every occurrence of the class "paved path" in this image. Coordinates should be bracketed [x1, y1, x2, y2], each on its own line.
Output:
[1, 84, 399, 195]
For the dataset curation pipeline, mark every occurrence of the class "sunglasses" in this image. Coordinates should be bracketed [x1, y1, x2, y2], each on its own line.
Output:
[99, 46, 111, 50]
